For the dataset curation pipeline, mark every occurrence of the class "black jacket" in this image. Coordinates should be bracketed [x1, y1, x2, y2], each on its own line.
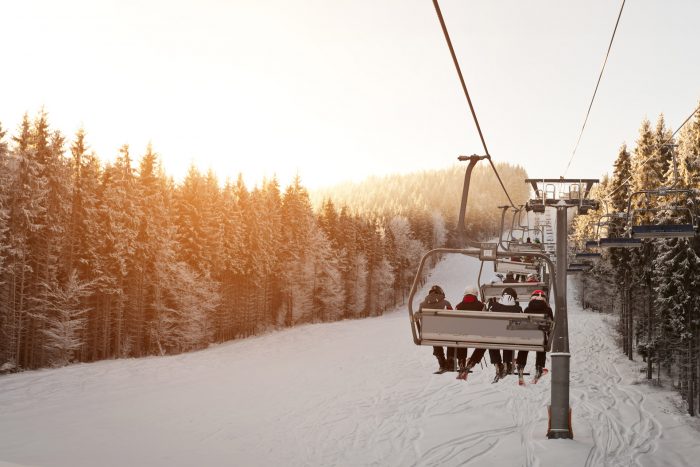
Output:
[524, 299, 553, 320]
[487, 299, 523, 313]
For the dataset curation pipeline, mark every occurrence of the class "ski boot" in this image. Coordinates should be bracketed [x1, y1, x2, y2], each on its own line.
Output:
[517, 364, 525, 386]
[532, 365, 548, 383]
[434, 354, 448, 374]
[492, 363, 506, 383]
[456, 358, 468, 380]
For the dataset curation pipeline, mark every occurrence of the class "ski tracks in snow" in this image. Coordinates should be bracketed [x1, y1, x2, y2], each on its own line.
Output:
[569, 304, 662, 467]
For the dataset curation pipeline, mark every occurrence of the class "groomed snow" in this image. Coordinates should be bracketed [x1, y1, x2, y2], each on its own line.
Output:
[1, 253, 700, 466]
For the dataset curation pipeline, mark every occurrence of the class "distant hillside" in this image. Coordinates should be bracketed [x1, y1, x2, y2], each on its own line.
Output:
[311, 162, 530, 241]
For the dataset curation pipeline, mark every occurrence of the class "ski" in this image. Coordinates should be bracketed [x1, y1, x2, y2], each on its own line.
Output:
[456, 369, 473, 380]
[531, 368, 549, 384]
[433, 368, 449, 374]
[491, 373, 502, 384]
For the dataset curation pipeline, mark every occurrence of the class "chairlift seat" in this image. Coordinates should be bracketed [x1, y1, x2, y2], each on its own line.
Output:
[480, 282, 549, 303]
[598, 237, 642, 248]
[575, 252, 601, 260]
[417, 309, 553, 352]
[494, 260, 538, 275]
[631, 224, 696, 239]
[509, 243, 544, 254]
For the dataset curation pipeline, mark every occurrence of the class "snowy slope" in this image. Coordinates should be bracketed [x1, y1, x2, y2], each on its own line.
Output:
[1, 254, 700, 467]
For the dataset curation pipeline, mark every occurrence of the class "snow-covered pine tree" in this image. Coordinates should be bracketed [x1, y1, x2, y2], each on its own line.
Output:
[279, 175, 315, 325]
[387, 216, 425, 305]
[95, 145, 140, 357]
[31, 270, 94, 367]
[216, 177, 246, 340]
[130, 143, 173, 356]
[309, 224, 344, 322]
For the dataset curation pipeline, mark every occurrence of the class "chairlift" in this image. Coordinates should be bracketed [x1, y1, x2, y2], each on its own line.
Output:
[480, 282, 549, 304]
[584, 240, 599, 249]
[593, 210, 641, 248]
[627, 188, 699, 240]
[575, 252, 601, 260]
[408, 247, 556, 354]
[524, 179, 600, 213]
[494, 259, 539, 275]
[598, 237, 642, 249]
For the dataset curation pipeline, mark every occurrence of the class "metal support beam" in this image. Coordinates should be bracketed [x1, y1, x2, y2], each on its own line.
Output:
[457, 155, 488, 246]
[548, 201, 573, 439]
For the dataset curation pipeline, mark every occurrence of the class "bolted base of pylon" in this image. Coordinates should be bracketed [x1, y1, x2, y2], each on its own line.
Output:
[547, 406, 574, 439]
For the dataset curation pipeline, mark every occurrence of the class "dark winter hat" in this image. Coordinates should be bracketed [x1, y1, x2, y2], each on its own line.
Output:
[502, 287, 517, 299]
[429, 285, 445, 296]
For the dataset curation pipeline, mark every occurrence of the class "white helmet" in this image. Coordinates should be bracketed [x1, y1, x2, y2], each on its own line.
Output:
[463, 285, 478, 296]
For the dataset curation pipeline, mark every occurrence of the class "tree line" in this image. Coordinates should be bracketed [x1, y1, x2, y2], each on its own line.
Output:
[570, 103, 700, 416]
[0, 110, 520, 372]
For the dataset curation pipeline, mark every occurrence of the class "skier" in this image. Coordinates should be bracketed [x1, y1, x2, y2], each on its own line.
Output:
[490, 273, 504, 284]
[503, 272, 517, 283]
[516, 289, 554, 383]
[418, 285, 454, 373]
[454, 285, 485, 380]
[464, 287, 522, 382]
[487, 287, 522, 380]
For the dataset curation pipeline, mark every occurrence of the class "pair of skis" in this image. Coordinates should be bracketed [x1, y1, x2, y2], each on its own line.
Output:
[432, 368, 472, 379]
[491, 368, 549, 385]
[434, 367, 549, 385]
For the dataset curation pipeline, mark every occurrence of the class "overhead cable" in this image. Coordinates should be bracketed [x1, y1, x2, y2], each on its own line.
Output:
[563, 0, 626, 177]
[432, 0, 517, 208]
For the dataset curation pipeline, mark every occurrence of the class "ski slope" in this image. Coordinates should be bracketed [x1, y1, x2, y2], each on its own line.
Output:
[1, 254, 700, 467]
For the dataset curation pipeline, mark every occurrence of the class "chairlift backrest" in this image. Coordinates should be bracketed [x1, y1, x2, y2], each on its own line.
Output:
[480, 282, 549, 304]
[631, 224, 696, 239]
[418, 309, 553, 352]
[598, 237, 642, 249]
[494, 259, 538, 275]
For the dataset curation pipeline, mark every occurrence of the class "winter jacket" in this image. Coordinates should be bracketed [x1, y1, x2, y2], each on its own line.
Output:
[523, 299, 553, 320]
[455, 294, 485, 311]
[487, 296, 523, 313]
[419, 291, 453, 312]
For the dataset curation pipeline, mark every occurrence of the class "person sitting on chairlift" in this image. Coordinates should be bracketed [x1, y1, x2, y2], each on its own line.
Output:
[466, 287, 522, 380]
[515, 289, 553, 381]
[503, 272, 517, 283]
[453, 286, 485, 379]
[418, 285, 454, 373]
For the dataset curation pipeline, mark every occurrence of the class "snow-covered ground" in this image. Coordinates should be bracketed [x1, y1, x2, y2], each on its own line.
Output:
[2, 254, 700, 467]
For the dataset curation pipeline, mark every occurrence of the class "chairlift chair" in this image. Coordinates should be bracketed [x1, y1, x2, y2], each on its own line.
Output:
[575, 252, 602, 260]
[627, 188, 699, 240]
[494, 259, 539, 275]
[598, 237, 642, 249]
[408, 247, 556, 354]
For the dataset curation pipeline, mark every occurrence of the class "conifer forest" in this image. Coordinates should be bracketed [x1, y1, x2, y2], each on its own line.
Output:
[2, 104, 700, 417]
[571, 105, 700, 415]
[0, 110, 526, 371]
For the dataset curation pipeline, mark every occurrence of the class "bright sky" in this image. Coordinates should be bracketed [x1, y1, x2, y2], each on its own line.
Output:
[1, 0, 698, 189]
